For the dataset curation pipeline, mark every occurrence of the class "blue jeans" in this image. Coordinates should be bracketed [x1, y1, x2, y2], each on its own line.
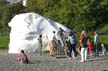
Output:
[94, 43, 99, 56]
[38, 45, 42, 56]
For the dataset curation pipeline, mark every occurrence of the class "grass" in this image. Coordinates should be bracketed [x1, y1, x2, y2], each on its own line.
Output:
[99, 35, 108, 44]
[98, 35, 108, 50]
[0, 35, 9, 49]
[0, 34, 108, 51]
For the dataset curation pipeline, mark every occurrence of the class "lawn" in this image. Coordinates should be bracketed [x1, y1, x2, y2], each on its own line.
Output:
[0, 34, 108, 50]
[98, 34, 108, 50]
[0, 35, 9, 49]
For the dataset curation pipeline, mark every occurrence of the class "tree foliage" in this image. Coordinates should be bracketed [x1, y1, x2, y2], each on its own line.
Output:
[0, 0, 108, 32]
[0, 2, 25, 32]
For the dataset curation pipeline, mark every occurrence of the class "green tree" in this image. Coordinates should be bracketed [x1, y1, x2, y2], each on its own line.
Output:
[1, 3, 25, 32]
[0, 0, 108, 32]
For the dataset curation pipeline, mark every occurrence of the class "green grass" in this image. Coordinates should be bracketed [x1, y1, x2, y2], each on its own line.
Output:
[99, 35, 108, 44]
[98, 35, 108, 50]
[0, 35, 9, 49]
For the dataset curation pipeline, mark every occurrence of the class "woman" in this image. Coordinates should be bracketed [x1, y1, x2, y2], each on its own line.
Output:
[18, 50, 30, 64]
[79, 31, 88, 62]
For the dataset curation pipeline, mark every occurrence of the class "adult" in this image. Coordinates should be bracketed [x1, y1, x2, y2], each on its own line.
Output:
[69, 32, 77, 59]
[37, 34, 43, 56]
[94, 31, 99, 57]
[51, 31, 58, 56]
[57, 27, 66, 47]
[79, 31, 88, 62]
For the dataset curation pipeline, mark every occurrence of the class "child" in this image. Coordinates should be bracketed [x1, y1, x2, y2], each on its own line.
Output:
[18, 50, 30, 64]
[101, 44, 107, 55]
[88, 43, 94, 56]
[57, 40, 63, 55]
[64, 39, 70, 57]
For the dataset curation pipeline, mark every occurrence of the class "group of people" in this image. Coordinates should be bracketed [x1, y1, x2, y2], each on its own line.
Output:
[77, 31, 107, 62]
[17, 28, 107, 64]
[49, 28, 78, 59]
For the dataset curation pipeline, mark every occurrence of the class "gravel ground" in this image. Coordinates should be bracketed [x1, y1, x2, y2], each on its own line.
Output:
[0, 50, 108, 71]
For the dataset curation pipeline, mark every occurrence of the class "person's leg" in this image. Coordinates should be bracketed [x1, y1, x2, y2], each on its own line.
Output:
[54, 48, 57, 55]
[40, 47, 42, 55]
[38, 46, 42, 56]
[80, 48, 84, 62]
[69, 44, 72, 57]
[71, 50, 74, 58]
[49, 41, 53, 56]
[84, 48, 88, 61]
[68, 45, 72, 60]
[72, 45, 77, 57]
[95, 43, 99, 56]
[38, 46, 40, 55]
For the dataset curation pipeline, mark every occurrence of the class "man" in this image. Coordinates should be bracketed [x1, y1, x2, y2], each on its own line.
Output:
[94, 31, 99, 57]
[38, 35, 43, 56]
[69, 32, 77, 59]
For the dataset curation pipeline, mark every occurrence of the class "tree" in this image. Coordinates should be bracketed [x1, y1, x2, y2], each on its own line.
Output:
[1, 3, 25, 32]
[0, 0, 108, 32]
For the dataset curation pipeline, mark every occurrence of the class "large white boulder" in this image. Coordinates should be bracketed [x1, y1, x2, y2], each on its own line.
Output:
[8, 12, 71, 53]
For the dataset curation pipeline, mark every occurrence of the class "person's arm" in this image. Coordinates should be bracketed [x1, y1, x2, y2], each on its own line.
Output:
[17, 54, 22, 61]
[80, 36, 83, 47]
[94, 34, 99, 44]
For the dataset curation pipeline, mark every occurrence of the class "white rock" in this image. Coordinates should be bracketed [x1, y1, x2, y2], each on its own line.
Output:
[8, 12, 71, 53]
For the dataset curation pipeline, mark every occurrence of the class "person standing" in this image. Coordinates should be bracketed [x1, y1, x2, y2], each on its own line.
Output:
[87, 33, 94, 56]
[79, 31, 88, 62]
[57, 27, 66, 47]
[94, 31, 99, 57]
[51, 31, 58, 56]
[38, 34, 43, 56]
[69, 32, 77, 59]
